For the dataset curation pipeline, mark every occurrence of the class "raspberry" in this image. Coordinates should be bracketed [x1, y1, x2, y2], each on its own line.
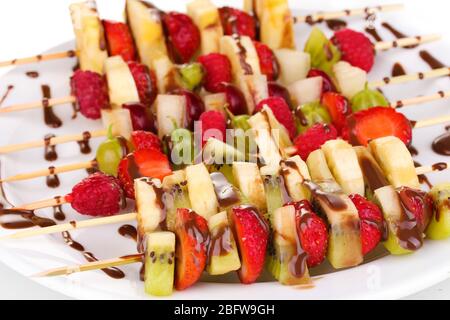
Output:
[219, 7, 257, 40]
[197, 53, 232, 93]
[131, 130, 161, 151]
[66, 172, 123, 217]
[331, 28, 375, 72]
[293, 123, 339, 160]
[70, 70, 109, 120]
[163, 12, 200, 63]
[198, 110, 227, 147]
[127, 61, 157, 108]
[253, 41, 279, 81]
[349, 194, 384, 255]
[255, 97, 297, 140]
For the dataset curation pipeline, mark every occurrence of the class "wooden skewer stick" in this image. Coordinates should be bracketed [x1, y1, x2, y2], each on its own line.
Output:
[374, 34, 441, 51]
[0, 96, 76, 114]
[2, 163, 448, 242]
[294, 3, 404, 24]
[0, 50, 77, 68]
[33, 253, 143, 277]
[369, 67, 450, 88]
[0, 129, 106, 154]
[413, 114, 450, 129]
[392, 91, 450, 109]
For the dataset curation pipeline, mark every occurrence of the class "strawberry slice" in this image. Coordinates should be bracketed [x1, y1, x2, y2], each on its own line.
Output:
[342, 107, 413, 146]
[219, 7, 256, 40]
[288, 200, 328, 268]
[349, 194, 384, 255]
[231, 205, 269, 284]
[253, 41, 280, 81]
[174, 208, 210, 291]
[321, 92, 351, 133]
[103, 20, 136, 62]
[118, 149, 172, 199]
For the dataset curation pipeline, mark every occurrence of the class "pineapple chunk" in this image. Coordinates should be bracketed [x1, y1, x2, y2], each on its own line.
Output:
[259, 0, 295, 49]
[185, 163, 218, 219]
[187, 0, 223, 54]
[135, 178, 165, 236]
[369, 136, 420, 189]
[70, 1, 108, 74]
[321, 139, 365, 196]
[104, 56, 140, 108]
[155, 95, 186, 138]
[288, 77, 323, 106]
[333, 61, 367, 99]
[280, 156, 311, 201]
[274, 49, 311, 85]
[101, 109, 133, 140]
[153, 56, 177, 94]
[232, 162, 267, 212]
[126, 0, 168, 69]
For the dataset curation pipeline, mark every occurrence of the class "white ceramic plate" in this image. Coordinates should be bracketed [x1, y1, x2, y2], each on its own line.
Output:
[0, 0, 449, 300]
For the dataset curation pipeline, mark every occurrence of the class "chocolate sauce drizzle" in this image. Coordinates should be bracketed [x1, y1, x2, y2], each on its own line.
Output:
[118, 224, 138, 242]
[52, 196, 65, 221]
[25, 71, 39, 79]
[210, 172, 240, 208]
[382, 22, 418, 49]
[365, 27, 383, 42]
[0, 85, 14, 107]
[325, 19, 347, 31]
[232, 34, 253, 75]
[44, 134, 57, 161]
[41, 85, 62, 128]
[77, 131, 92, 154]
[432, 126, 450, 156]
[392, 63, 406, 77]
[46, 166, 60, 188]
[414, 161, 433, 189]
[419, 50, 446, 70]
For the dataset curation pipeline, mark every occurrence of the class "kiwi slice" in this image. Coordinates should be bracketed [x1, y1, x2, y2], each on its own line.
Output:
[144, 232, 176, 297]
[426, 183, 450, 240]
[263, 175, 290, 226]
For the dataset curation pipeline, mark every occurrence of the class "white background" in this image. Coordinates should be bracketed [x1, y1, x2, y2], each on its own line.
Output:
[0, 0, 449, 299]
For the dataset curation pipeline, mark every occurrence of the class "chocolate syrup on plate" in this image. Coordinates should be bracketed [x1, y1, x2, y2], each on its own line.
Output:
[44, 134, 58, 161]
[41, 85, 62, 128]
[365, 27, 383, 42]
[419, 50, 446, 70]
[77, 131, 92, 154]
[392, 63, 406, 77]
[46, 166, 60, 188]
[382, 22, 418, 49]
[432, 126, 450, 156]
[52, 196, 65, 221]
[118, 224, 138, 242]
[0, 85, 14, 107]
[414, 161, 433, 189]
[25, 71, 39, 78]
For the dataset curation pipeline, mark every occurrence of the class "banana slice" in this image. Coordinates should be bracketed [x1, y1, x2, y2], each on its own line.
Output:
[152, 56, 177, 94]
[274, 49, 311, 86]
[101, 109, 133, 140]
[104, 56, 140, 108]
[70, 0, 108, 74]
[280, 156, 311, 201]
[187, 0, 223, 54]
[369, 136, 420, 189]
[321, 139, 365, 196]
[258, 0, 296, 49]
[306, 149, 342, 193]
[353, 146, 390, 194]
[135, 178, 166, 237]
[185, 163, 219, 219]
[126, 0, 168, 69]
[232, 162, 267, 212]
[155, 95, 186, 139]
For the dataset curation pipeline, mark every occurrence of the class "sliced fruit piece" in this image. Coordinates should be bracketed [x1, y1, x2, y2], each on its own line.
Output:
[321, 92, 352, 133]
[70, 1, 108, 74]
[351, 86, 389, 112]
[104, 56, 140, 108]
[268, 205, 311, 285]
[162, 170, 191, 231]
[304, 27, 340, 76]
[397, 187, 434, 233]
[258, 0, 295, 49]
[238, 74, 269, 114]
[295, 102, 332, 134]
[369, 136, 419, 189]
[144, 231, 175, 296]
[204, 93, 227, 115]
[210, 172, 242, 212]
[178, 63, 204, 91]
[288, 77, 323, 106]
[101, 109, 133, 140]
[232, 162, 267, 212]
[256, 98, 296, 141]
[307, 69, 336, 94]
[274, 49, 310, 86]
[333, 61, 367, 100]
[174, 208, 210, 290]
[219, 7, 256, 40]
[220, 35, 261, 78]
[263, 175, 290, 225]
[171, 89, 205, 130]
[185, 163, 219, 219]
[254, 41, 280, 81]
[203, 138, 245, 165]
[305, 181, 363, 268]
[306, 149, 338, 189]
[155, 94, 186, 138]
[294, 123, 338, 161]
[152, 55, 177, 94]
[343, 107, 413, 147]
[125, 0, 168, 69]
[426, 183, 450, 240]
[207, 211, 242, 275]
[127, 61, 158, 108]
[103, 20, 136, 62]
[280, 156, 311, 202]
[321, 139, 365, 196]
[374, 185, 423, 255]
[187, 0, 224, 54]
[231, 205, 270, 284]
[135, 178, 166, 236]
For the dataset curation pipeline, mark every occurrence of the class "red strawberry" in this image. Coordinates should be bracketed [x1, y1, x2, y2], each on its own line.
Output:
[70, 70, 109, 120]
[122, 102, 156, 132]
[219, 7, 256, 40]
[118, 149, 172, 199]
[198, 110, 227, 147]
[103, 20, 136, 62]
[307, 69, 336, 94]
[292, 123, 339, 161]
[231, 205, 269, 284]
[321, 92, 351, 133]
[331, 28, 375, 72]
[349, 194, 384, 255]
[341, 107, 412, 146]
[174, 208, 210, 291]
[170, 89, 205, 129]
[65, 172, 123, 217]
[268, 82, 293, 109]
[397, 187, 434, 233]
[197, 53, 232, 93]
[127, 61, 157, 108]
[162, 12, 200, 63]
[253, 41, 280, 81]
[131, 130, 161, 151]
[255, 97, 296, 140]
[289, 200, 328, 267]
